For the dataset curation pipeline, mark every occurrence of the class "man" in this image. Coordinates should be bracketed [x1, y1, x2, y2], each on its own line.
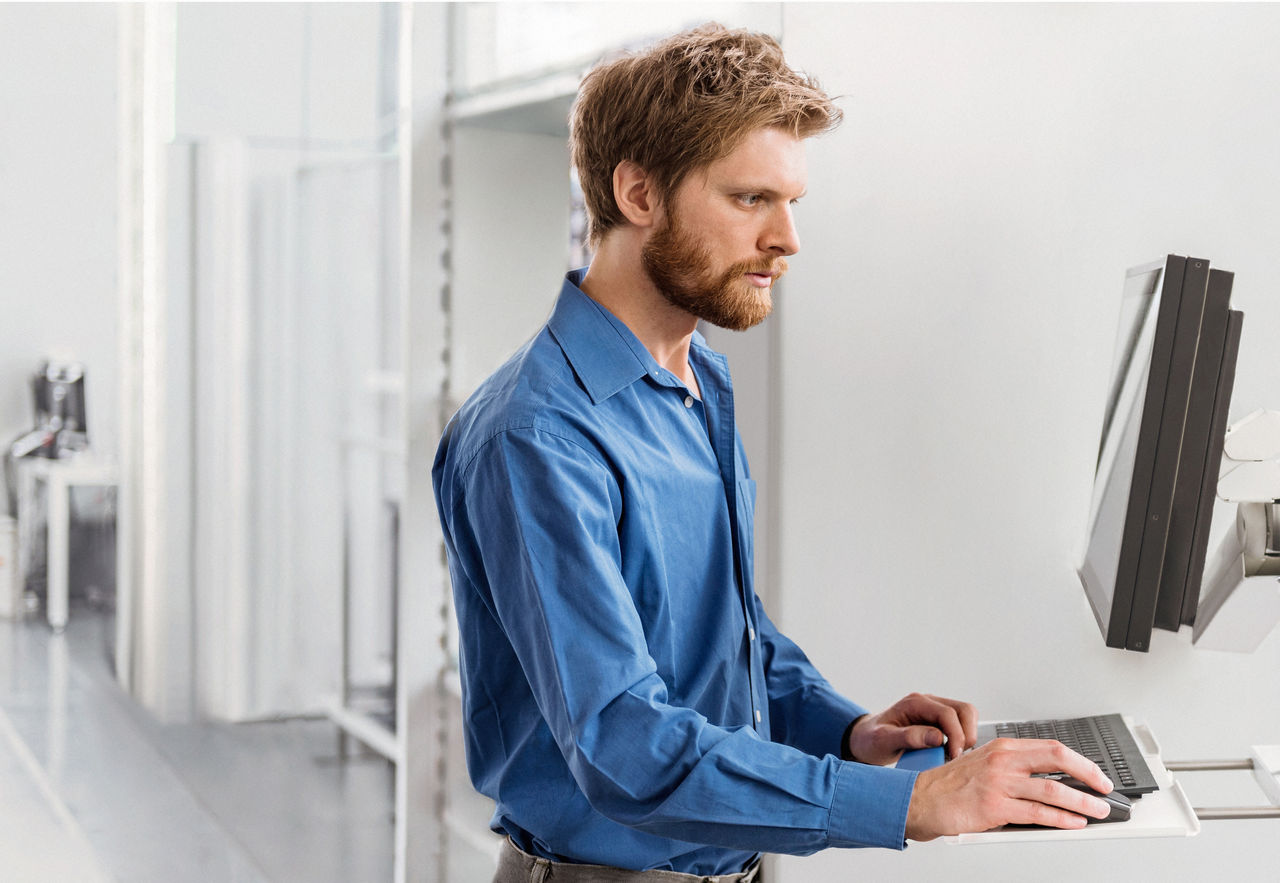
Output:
[432, 24, 1114, 882]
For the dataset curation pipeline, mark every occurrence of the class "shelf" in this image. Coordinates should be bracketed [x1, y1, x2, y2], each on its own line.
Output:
[448, 70, 580, 137]
[324, 697, 401, 763]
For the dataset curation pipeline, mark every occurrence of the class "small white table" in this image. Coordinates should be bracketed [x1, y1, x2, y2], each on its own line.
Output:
[16, 457, 117, 632]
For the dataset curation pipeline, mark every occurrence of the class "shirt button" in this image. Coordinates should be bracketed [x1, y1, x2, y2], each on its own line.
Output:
[755, 709, 762, 723]
[683, 395, 694, 408]
[748, 627, 756, 641]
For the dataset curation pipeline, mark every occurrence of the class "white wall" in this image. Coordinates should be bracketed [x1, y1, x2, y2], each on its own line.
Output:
[116, 1, 395, 722]
[175, 2, 384, 143]
[174, 3, 391, 720]
[450, 126, 571, 403]
[0, 4, 117, 459]
[775, 4, 1280, 880]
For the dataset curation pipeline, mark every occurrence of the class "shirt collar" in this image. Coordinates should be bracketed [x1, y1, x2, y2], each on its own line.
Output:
[549, 268, 708, 405]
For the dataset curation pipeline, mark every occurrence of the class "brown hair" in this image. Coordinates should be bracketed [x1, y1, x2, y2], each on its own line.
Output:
[570, 23, 842, 245]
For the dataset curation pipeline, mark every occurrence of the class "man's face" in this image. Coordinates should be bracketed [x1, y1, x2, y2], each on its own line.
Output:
[641, 126, 807, 331]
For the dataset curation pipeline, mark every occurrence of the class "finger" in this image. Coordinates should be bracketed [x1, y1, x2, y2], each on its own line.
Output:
[1051, 781, 1114, 820]
[1005, 797, 1091, 830]
[899, 724, 947, 751]
[1018, 740, 1115, 796]
[951, 699, 979, 749]
[1023, 774, 1113, 821]
[913, 695, 967, 760]
[923, 695, 978, 755]
[1047, 742, 1114, 795]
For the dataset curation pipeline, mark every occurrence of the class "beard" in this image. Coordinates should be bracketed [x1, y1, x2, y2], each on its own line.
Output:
[640, 206, 787, 332]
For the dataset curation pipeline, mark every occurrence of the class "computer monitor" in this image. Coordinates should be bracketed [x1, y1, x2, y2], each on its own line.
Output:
[33, 361, 88, 440]
[1159, 270, 1243, 629]
[1079, 255, 1240, 651]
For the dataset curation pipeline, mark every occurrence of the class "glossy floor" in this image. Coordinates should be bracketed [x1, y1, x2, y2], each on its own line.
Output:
[0, 607, 394, 882]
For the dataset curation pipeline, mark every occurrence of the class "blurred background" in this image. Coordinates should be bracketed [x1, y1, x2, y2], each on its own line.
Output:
[2, 3, 1279, 882]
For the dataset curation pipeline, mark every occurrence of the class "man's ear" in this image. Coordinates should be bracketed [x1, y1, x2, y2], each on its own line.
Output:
[612, 160, 660, 229]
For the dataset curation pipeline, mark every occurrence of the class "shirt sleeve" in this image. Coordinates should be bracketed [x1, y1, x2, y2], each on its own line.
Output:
[751, 597, 922, 847]
[446, 425, 916, 854]
[752, 599, 866, 760]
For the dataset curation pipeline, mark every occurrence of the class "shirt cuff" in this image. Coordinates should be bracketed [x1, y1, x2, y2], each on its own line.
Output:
[827, 760, 918, 850]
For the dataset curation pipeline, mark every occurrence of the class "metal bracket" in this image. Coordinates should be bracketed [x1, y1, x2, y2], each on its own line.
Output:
[1165, 756, 1280, 820]
[1266, 501, 1280, 557]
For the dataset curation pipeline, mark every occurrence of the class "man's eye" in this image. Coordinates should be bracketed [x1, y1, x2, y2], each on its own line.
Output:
[738, 194, 761, 206]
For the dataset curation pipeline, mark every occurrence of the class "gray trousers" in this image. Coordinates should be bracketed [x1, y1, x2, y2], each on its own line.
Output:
[493, 837, 761, 883]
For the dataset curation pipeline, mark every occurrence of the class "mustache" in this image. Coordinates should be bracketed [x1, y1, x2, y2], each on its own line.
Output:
[738, 257, 789, 278]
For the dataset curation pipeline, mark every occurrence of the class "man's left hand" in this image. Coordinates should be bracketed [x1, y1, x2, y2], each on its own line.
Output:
[847, 693, 978, 765]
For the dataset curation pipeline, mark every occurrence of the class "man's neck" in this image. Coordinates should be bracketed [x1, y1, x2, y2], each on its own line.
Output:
[578, 233, 702, 396]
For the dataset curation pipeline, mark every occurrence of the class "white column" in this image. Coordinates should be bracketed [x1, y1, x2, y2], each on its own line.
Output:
[396, 4, 451, 881]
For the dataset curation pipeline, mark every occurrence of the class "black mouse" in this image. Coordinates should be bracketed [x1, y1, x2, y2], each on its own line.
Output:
[1058, 776, 1133, 823]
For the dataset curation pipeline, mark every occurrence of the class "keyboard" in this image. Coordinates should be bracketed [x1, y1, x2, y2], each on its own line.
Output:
[978, 713, 1160, 797]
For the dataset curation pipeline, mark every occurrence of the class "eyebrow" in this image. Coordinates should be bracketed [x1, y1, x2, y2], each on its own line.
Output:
[730, 185, 808, 200]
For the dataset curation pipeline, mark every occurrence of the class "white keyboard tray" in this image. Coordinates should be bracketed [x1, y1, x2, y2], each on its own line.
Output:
[948, 719, 1201, 844]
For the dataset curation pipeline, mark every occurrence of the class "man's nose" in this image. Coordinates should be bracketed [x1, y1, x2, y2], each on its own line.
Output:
[763, 204, 801, 256]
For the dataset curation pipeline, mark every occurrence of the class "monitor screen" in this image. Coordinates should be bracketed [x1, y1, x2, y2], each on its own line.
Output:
[1081, 260, 1166, 650]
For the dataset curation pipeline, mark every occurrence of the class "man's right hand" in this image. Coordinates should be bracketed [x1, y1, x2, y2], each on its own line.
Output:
[904, 738, 1116, 841]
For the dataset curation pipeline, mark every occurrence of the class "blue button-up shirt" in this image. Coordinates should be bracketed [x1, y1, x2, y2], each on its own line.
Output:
[432, 271, 917, 875]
